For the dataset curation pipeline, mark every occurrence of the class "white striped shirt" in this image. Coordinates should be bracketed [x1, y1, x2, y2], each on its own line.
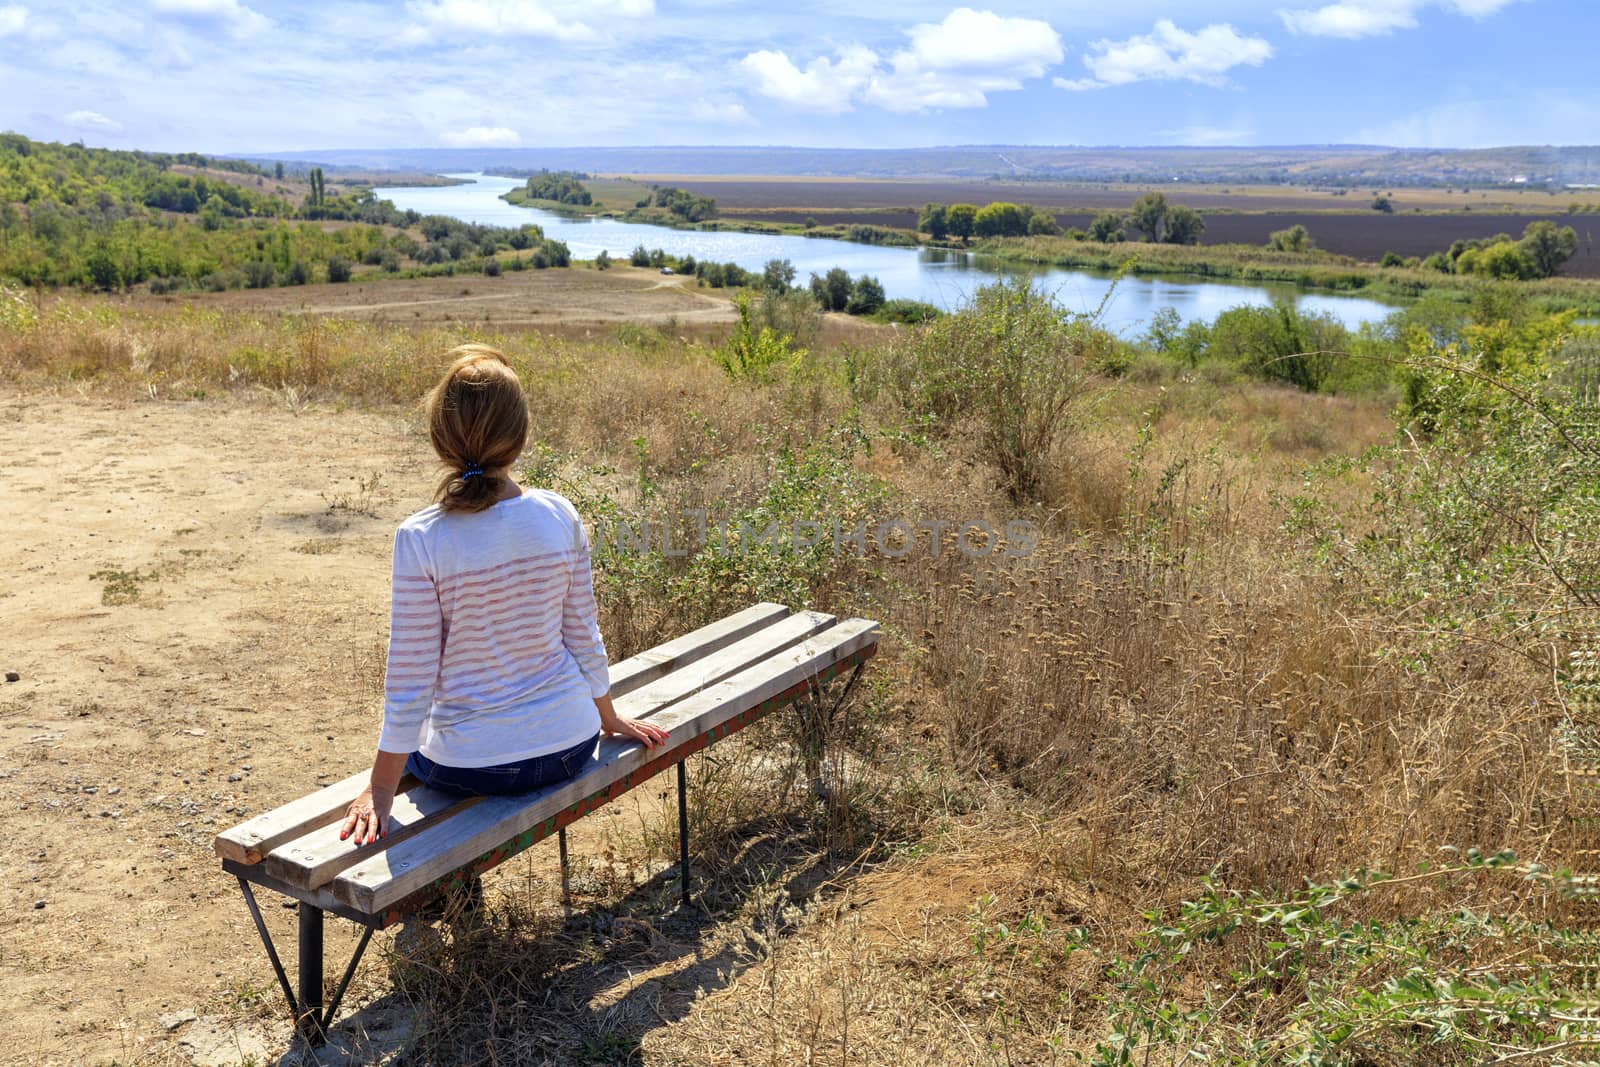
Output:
[377, 489, 609, 768]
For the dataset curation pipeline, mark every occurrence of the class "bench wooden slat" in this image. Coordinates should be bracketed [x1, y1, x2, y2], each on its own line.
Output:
[331, 617, 879, 914]
[256, 610, 833, 891]
[261, 786, 481, 889]
[214, 603, 792, 866]
[214, 770, 403, 865]
[608, 602, 790, 697]
[611, 609, 835, 720]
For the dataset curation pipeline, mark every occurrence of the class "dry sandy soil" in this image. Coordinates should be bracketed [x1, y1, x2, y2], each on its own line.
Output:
[0, 391, 995, 1067]
[128, 266, 740, 334]
[0, 393, 709, 1064]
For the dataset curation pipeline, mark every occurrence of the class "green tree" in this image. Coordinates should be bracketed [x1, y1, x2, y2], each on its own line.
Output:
[1128, 192, 1169, 241]
[919, 202, 949, 239]
[1518, 219, 1578, 277]
[946, 203, 978, 243]
[84, 244, 120, 290]
[1268, 224, 1313, 252]
[1088, 211, 1125, 243]
[1371, 193, 1394, 213]
[1027, 212, 1059, 236]
[326, 255, 352, 282]
[1164, 205, 1205, 245]
[846, 274, 885, 315]
[594, 249, 611, 270]
[1472, 241, 1535, 279]
[810, 267, 853, 311]
[762, 258, 796, 293]
[973, 201, 1029, 238]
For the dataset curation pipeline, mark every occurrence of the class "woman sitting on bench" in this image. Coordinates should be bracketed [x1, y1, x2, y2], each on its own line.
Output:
[340, 344, 669, 846]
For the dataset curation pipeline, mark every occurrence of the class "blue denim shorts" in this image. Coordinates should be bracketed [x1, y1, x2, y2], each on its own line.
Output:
[405, 731, 600, 797]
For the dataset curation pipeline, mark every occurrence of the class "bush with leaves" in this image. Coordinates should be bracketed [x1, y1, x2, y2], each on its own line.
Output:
[714, 291, 801, 382]
[870, 278, 1101, 499]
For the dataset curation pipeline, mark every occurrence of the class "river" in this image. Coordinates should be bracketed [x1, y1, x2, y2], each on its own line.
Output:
[372, 173, 1402, 337]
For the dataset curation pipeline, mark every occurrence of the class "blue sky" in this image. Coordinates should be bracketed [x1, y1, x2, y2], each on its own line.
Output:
[0, 0, 1591, 153]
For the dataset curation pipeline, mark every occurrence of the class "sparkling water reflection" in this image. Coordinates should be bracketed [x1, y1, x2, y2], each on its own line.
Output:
[374, 173, 1402, 337]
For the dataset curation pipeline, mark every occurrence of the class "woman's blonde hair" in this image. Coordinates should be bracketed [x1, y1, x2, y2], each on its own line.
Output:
[426, 344, 529, 514]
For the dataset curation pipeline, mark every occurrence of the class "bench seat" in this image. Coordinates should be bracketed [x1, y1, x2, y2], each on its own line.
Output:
[216, 603, 880, 926]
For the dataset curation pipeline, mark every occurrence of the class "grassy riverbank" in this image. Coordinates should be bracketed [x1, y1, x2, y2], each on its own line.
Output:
[970, 233, 1600, 313]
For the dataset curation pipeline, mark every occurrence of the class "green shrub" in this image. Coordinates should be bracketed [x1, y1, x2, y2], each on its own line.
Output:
[326, 256, 353, 283]
[871, 279, 1098, 499]
[243, 260, 275, 289]
[714, 291, 800, 381]
[1205, 302, 1345, 392]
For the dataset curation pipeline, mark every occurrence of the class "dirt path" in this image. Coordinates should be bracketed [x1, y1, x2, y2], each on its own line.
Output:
[0, 393, 674, 1065]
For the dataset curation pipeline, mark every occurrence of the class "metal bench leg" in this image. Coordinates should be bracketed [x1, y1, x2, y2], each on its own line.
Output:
[678, 759, 690, 906]
[235, 879, 374, 1048]
[558, 826, 572, 911]
[297, 903, 325, 1045]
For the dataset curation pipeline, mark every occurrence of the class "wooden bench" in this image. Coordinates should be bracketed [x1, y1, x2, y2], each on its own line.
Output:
[214, 603, 879, 1045]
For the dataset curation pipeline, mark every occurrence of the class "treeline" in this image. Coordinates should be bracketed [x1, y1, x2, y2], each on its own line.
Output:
[522, 170, 592, 206]
[629, 185, 716, 223]
[919, 200, 1060, 240]
[0, 132, 577, 290]
[622, 246, 936, 322]
[1076, 192, 1205, 246]
[1419, 220, 1579, 280]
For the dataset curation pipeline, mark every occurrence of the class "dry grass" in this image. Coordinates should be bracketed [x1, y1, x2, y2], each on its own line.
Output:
[0, 289, 1562, 1062]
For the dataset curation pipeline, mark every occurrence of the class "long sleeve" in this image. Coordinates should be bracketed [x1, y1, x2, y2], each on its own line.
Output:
[378, 525, 441, 753]
[559, 507, 611, 699]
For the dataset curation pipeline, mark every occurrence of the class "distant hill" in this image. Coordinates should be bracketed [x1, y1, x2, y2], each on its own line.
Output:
[245, 144, 1600, 187]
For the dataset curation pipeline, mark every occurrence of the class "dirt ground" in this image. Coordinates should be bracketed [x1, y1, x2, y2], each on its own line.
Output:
[0, 393, 717, 1065]
[127, 266, 740, 332]
[0, 390, 999, 1066]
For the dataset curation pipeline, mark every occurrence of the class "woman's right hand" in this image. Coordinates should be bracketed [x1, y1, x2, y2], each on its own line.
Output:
[596, 692, 670, 748]
[599, 709, 671, 748]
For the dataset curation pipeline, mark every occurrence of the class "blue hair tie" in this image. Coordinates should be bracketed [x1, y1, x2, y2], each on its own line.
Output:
[461, 463, 484, 480]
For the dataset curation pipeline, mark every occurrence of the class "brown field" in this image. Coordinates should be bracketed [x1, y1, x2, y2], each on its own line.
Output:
[625, 174, 1600, 214]
[723, 204, 1600, 278]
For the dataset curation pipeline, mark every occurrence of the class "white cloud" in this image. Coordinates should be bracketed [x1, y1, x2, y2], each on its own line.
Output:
[689, 98, 755, 126]
[739, 7, 1062, 115]
[1055, 19, 1271, 91]
[900, 7, 1063, 73]
[149, 0, 269, 36]
[1280, 2, 1416, 37]
[737, 45, 878, 114]
[64, 109, 122, 131]
[401, 0, 654, 44]
[1280, 0, 1520, 39]
[440, 124, 519, 147]
[0, 4, 26, 37]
